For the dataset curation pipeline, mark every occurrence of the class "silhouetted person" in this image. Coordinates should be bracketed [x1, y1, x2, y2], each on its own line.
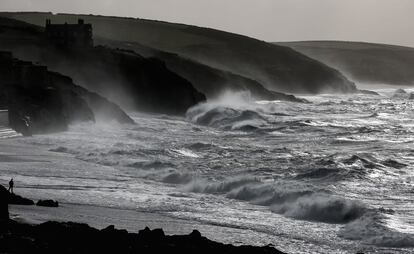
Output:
[8, 178, 14, 194]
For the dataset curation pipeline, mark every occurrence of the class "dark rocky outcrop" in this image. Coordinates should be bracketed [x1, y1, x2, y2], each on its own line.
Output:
[64, 46, 206, 115]
[0, 184, 34, 207]
[0, 51, 134, 135]
[0, 186, 285, 253]
[0, 185, 9, 220]
[36, 199, 59, 207]
[8, 193, 34, 206]
[0, 16, 206, 115]
[0, 220, 285, 254]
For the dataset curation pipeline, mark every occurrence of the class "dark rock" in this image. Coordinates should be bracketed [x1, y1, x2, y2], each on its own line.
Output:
[0, 220, 286, 254]
[151, 228, 165, 238]
[409, 93, 414, 100]
[0, 51, 134, 135]
[0, 17, 206, 116]
[0, 184, 34, 207]
[138, 226, 165, 241]
[190, 229, 202, 239]
[101, 225, 115, 232]
[116, 45, 306, 103]
[0, 189, 284, 253]
[46, 46, 207, 115]
[0, 185, 9, 220]
[8, 193, 34, 205]
[36, 200, 59, 207]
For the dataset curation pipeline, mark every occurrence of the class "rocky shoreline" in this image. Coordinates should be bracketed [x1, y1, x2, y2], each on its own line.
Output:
[0, 185, 285, 254]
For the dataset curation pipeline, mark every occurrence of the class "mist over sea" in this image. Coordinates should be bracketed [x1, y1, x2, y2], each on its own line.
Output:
[1, 88, 414, 253]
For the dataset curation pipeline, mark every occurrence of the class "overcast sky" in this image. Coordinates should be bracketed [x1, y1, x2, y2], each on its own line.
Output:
[1, 0, 414, 47]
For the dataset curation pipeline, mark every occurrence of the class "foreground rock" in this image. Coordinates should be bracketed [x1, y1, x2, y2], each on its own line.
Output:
[0, 185, 34, 206]
[8, 193, 34, 206]
[36, 200, 59, 207]
[0, 185, 9, 220]
[0, 185, 284, 253]
[0, 220, 284, 254]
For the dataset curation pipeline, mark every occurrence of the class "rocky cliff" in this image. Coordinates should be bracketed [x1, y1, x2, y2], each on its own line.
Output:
[0, 12, 356, 95]
[0, 16, 206, 115]
[0, 51, 134, 135]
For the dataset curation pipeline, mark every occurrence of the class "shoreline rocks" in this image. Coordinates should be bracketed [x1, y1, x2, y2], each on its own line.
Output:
[36, 199, 59, 207]
[0, 220, 285, 254]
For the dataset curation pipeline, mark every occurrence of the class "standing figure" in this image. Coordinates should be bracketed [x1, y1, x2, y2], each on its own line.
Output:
[8, 178, 14, 194]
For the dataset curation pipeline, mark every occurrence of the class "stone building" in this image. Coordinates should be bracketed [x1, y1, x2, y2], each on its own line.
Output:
[45, 19, 93, 48]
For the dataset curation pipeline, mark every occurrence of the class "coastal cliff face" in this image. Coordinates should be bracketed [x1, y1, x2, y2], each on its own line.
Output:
[45, 46, 207, 115]
[0, 51, 134, 135]
[0, 12, 356, 95]
[0, 16, 206, 115]
[102, 40, 305, 102]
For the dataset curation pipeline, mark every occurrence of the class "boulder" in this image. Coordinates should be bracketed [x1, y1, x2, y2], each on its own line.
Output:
[409, 93, 414, 100]
[36, 200, 59, 207]
[190, 229, 202, 238]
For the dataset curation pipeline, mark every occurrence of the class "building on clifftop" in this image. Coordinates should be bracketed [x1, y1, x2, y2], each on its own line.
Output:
[45, 19, 93, 48]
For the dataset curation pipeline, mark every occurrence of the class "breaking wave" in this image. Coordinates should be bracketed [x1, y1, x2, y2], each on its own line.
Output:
[184, 175, 367, 224]
[186, 91, 278, 131]
[339, 212, 414, 247]
[269, 193, 366, 223]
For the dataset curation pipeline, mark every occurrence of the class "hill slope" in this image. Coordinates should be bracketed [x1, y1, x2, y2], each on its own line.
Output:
[101, 39, 302, 102]
[0, 12, 356, 94]
[277, 41, 414, 86]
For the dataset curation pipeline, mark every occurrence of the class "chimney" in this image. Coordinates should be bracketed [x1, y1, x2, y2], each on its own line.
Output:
[78, 19, 84, 25]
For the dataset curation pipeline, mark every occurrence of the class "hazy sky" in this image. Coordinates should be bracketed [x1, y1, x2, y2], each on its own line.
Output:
[2, 0, 414, 47]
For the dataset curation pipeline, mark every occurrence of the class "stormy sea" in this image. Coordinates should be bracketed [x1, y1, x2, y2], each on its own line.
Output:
[1, 88, 413, 253]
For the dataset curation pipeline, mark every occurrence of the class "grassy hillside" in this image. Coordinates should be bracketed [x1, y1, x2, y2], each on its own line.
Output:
[277, 41, 414, 86]
[0, 12, 356, 94]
